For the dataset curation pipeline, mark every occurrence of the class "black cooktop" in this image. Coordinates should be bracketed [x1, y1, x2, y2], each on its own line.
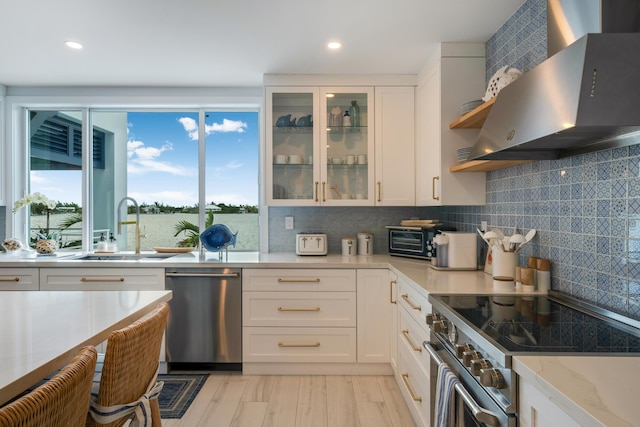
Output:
[432, 294, 640, 354]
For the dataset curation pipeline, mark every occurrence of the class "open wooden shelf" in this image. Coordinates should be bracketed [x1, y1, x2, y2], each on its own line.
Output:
[449, 97, 495, 129]
[448, 97, 530, 172]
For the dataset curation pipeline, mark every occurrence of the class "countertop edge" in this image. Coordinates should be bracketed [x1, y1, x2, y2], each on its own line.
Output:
[513, 355, 638, 427]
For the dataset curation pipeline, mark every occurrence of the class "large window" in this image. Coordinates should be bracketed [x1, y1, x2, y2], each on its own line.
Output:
[26, 108, 259, 252]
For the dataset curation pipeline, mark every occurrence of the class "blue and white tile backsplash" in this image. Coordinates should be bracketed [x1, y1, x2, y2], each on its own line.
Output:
[485, 0, 547, 82]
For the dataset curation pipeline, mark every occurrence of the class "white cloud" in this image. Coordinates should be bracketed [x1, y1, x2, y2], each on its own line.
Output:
[127, 139, 194, 176]
[206, 119, 247, 134]
[211, 161, 243, 176]
[178, 117, 247, 141]
[178, 117, 199, 140]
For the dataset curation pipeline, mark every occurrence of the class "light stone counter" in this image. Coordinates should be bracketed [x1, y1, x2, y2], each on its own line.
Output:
[0, 251, 542, 296]
[513, 355, 640, 427]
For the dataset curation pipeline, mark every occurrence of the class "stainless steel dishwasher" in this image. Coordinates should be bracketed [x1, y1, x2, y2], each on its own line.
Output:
[165, 268, 242, 370]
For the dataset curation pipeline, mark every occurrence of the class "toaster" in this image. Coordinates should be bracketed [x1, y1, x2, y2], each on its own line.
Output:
[296, 233, 328, 255]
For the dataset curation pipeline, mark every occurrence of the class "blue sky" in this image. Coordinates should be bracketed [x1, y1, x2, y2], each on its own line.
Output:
[32, 111, 259, 207]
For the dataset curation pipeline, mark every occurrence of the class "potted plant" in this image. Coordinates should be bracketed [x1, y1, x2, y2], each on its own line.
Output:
[13, 192, 59, 254]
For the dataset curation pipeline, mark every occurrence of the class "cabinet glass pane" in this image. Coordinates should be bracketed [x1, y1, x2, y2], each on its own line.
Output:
[326, 92, 368, 201]
[271, 92, 314, 200]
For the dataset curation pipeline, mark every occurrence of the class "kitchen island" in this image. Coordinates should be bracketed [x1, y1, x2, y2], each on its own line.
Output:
[0, 289, 172, 406]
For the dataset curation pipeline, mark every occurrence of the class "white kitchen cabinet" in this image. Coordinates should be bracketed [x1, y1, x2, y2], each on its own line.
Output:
[416, 43, 486, 206]
[265, 77, 416, 207]
[243, 291, 357, 327]
[39, 268, 164, 291]
[242, 269, 357, 366]
[389, 270, 399, 373]
[265, 86, 374, 206]
[0, 268, 39, 290]
[356, 269, 390, 363]
[374, 86, 415, 206]
[395, 274, 432, 427]
[519, 377, 581, 427]
[265, 87, 319, 206]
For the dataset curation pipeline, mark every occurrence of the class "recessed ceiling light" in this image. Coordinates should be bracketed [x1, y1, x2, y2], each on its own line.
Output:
[65, 40, 83, 50]
[327, 41, 342, 49]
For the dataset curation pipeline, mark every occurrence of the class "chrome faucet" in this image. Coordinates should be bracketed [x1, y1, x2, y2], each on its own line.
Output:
[117, 196, 142, 254]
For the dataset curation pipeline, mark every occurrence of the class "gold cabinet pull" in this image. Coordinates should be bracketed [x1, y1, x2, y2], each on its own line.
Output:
[402, 329, 422, 352]
[278, 342, 321, 348]
[322, 181, 326, 202]
[278, 306, 321, 312]
[0, 277, 20, 282]
[401, 373, 422, 402]
[432, 176, 440, 200]
[80, 277, 125, 282]
[390, 279, 397, 304]
[315, 181, 319, 202]
[401, 294, 421, 311]
[277, 278, 321, 283]
[377, 181, 382, 202]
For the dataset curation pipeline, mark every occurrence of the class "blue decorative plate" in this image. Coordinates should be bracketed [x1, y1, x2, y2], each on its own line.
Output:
[200, 224, 238, 252]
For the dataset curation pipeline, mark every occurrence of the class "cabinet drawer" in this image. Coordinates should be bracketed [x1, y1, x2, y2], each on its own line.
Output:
[243, 269, 356, 292]
[0, 268, 39, 290]
[399, 305, 430, 372]
[243, 291, 356, 327]
[398, 278, 431, 331]
[40, 268, 164, 291]
[243, 326, 356, 363]
[398, 341, 431, 427]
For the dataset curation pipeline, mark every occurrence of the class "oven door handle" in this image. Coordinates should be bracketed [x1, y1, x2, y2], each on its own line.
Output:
[423, 341, 500, 427]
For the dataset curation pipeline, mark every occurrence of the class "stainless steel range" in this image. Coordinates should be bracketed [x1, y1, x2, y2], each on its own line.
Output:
[424, 291, 640, 426]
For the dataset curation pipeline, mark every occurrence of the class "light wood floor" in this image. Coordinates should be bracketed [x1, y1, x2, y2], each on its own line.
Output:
[162, 374, 416, 427]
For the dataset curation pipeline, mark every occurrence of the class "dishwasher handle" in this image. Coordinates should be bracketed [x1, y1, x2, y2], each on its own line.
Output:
[165, 272, 240, 278]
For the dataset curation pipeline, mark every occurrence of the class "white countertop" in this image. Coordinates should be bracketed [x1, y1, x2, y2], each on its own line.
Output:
[0, 290, 172, 405]
[0, 251, 539, 297]
[514, 355, 640, 427]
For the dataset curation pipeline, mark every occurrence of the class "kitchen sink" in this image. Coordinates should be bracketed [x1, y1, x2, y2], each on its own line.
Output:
[72, 253, 177, 261]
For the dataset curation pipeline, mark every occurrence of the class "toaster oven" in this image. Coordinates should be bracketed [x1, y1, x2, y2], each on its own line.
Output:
[385, 225, 455, 260]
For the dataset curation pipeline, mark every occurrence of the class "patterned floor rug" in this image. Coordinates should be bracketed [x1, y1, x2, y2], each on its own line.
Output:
[158, 374, 209, 419]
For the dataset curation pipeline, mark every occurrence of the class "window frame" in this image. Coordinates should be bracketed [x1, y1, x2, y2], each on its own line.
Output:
[4, 90, 265, 252]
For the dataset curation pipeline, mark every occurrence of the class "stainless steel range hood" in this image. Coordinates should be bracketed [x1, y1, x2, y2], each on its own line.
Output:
[469, 0, 640, 161]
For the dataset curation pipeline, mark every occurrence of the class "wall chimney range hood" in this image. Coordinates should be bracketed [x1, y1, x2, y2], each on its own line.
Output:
[469, 0, 640, 161]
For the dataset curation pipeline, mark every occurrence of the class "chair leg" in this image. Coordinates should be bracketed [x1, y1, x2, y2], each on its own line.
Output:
[151, 399, 162, 426]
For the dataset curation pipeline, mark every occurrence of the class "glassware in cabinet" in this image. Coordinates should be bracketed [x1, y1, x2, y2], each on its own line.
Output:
[321, 88, 374, 204]
[266, 88, 319, 204]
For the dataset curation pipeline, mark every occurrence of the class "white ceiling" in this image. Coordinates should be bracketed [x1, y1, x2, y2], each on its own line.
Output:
[0, 0, 525, 88]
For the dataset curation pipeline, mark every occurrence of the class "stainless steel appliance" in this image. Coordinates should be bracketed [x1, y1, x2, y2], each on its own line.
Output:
[425, 291, 640, 426]
[470, 0, 640, 161]
[386, 225, 455, 260]
[165, 268, 242, 370]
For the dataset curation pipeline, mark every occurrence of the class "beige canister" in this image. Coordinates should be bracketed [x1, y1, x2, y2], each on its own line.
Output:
[342, 237, 356, 256]
[357, 232, 374, 255]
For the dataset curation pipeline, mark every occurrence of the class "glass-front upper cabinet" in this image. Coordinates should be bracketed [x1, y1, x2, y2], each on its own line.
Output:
[320, 87, 374, 205]
[265, 86, 374, 206]
[265, 87, 320, 206]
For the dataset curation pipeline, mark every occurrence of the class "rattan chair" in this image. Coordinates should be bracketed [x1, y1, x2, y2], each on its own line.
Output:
[0, 345, 98, 427]
[87, 302, 169, 427]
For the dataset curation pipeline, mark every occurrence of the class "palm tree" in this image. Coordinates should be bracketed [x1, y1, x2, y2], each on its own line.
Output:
[173, 210, 214, 247]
